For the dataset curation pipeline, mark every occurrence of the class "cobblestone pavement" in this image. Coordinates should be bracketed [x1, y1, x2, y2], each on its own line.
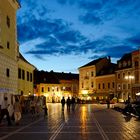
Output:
[0, 104, 140, 140]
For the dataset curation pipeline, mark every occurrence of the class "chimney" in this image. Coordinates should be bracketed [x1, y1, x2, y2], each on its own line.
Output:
[108, 56, 111, 62]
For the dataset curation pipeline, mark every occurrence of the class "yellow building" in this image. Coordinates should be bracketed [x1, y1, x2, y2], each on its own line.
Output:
[0, 0, 20, 95]
[95, 63, 116, 101]
[79, 57, 113, 101]
[131, 50, 140, 100]
[34, 70, 79, 102]
[115, 53, 133, 102]
[18, 53, 35, 96]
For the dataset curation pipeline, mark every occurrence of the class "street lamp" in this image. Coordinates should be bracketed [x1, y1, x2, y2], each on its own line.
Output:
[125, 75, 134, 101]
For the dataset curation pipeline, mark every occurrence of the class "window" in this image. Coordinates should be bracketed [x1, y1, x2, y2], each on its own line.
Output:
[7, 41, 10, 49]
[6, 68, 10, 77]
[118, 62, 122, 68]
[98, 83, 100, 89]
[82, 83, 84, 88]
[118, 84, 121, 90]
[135, 61, 139, 67]
[123, 84, 126, 90]
[118, 74, 120, 79]
[18, 68, 21, 79]
[103, 83, 105, 89]
[48, 87, 50, 92]
[128, 84, 130, 89]
[27, 71, 29, 81]
[123, 61, 127, 67]
[30, 73, 32, 82]
[91, 82, 94, 88]
[128, 61, 131, 66]
[6, 16, 10, 28]
[123, 73, 125, 78]
[22, 70, 25, 80]
[41, 87, 44, 92]
[112, 82, 115, 88]
[135, 71, 139, 83]
[56, 87, 59, 91]
[108, 83, 110, 89]
[91, 71, 94, 77]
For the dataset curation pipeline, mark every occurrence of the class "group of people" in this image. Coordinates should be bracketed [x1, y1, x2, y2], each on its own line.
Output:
[61, 96, 76, 111]
[0, 94, 48, 126]
[0, 96, 21, 126]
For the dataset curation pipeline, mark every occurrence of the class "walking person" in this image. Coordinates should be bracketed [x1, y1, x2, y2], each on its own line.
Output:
[71, 97, 75, 111]
[35, 97, 41, 117]
[66, 97, 71, 111]
[19, 92, 25, 114]
[30, 97, 36, 119]
[106, 98, 110, 109]
[61, 97, 65, 111]
[42, 96, 48, 117]
[13, 97, 22, 125]
[0, 97, 12, 126]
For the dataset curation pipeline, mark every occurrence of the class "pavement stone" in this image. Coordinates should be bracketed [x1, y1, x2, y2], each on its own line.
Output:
[0, 104, 140, 140]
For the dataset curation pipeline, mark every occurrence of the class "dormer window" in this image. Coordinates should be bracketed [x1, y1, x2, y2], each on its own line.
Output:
[118, 62, 122, 68]
[128, 60, 131, 66]
[123, 61, 127, 67]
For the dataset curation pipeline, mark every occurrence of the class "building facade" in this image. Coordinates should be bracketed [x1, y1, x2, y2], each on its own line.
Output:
[34, 70, 79, 102]
[78, 57, 114, 101]
[18, 53, 35, 96]
[0, 0, 20, 95]
[115, 53, 133, 102]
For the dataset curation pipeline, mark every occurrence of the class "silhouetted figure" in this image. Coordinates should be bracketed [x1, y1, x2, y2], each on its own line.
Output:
[42, 96, 48, 117]
[71, 97, 75, 111]
[106, 99, 110, 109]
[0, 97, 12, 126]
[67, 97, 71, 111]
[61, 97, 65, 111]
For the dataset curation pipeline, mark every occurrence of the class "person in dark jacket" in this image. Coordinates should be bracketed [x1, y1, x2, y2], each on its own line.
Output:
[67, 97, 71, 111]
[61, 97, 65, 111]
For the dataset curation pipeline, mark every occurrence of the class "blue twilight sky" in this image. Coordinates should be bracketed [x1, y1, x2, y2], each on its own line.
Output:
[17, 0, 140, 73]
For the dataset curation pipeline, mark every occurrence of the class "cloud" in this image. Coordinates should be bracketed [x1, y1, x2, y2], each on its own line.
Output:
[57, 0, 76, 5]
[126, 33, 140, 45]
[79, 13, 102, 25]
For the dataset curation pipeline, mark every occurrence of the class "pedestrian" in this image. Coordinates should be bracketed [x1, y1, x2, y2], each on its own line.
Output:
[42, 96, 48, 117]
[13, 97, 22, 125]
[66, 97, 71, 111]
[0, 96, 12, 126]
[71, 97, 75, 111]
[35, 97, 41, 117]
[19, 92, 25, 114]
[30, 96, 36, 119]
[61, 97, 65, 111]
[106, 98, 110, 109]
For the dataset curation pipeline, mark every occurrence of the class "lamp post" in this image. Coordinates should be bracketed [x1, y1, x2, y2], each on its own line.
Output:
[125, 75, 134, 101]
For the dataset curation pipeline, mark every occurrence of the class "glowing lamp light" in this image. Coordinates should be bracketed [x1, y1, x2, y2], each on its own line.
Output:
[125, 75, 134, 79]
[136, 92, 140, 96]
[82, 90, 88, 95]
